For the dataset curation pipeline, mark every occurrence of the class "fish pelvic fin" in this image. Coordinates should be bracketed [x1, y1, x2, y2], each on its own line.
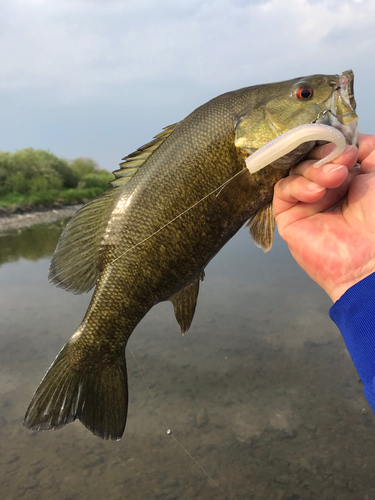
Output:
[247, 201, 275, 253]
[170, 273, 204, 335]
[23, 343, 128, 441]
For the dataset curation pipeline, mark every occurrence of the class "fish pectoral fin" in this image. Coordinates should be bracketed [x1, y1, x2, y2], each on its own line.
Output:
[24, 341, 128, 441]
[247, 201, 275, 253]
[170, 272, 204, 335]
[49, 188, 121, 294]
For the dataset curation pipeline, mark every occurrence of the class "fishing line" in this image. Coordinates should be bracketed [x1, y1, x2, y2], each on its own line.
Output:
[109, 169, 246, 266]
[129, 346, 235, 500]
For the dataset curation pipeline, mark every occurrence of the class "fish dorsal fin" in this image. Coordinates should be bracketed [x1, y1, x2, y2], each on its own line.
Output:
[48, 189, 121, 294]
[170, 273, 205, 335]
[110, 123, 178, 188]
[247, 201, 275, 253]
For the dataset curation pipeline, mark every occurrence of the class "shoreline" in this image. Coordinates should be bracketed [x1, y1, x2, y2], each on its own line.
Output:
[0, 204, 82, 232]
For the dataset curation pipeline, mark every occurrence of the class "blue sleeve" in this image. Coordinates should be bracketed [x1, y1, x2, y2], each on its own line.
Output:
[329, 272, 375, 412]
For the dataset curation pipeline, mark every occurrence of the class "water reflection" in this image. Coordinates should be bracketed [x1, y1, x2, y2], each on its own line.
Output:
[0, 220, 68, 266]
[0, 220, 374, 500]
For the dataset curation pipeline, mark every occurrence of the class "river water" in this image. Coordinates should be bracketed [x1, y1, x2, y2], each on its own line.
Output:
[0, 219, 374, 500]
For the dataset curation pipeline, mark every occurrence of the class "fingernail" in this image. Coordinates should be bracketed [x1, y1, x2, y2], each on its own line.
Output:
[322, 163, 346, 175]
[343, 144, 355, 153]
[307, 181, 325, 192]
[316, 143, 336, 156]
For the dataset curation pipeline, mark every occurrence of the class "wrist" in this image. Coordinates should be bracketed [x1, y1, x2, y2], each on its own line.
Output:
[326, 268, 375, 303]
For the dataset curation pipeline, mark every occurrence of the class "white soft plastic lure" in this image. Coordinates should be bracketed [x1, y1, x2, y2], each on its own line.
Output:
[245, 123, 346, 174]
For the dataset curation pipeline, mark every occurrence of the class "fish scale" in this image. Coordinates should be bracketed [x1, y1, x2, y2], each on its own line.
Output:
[24, 71, 358, 440]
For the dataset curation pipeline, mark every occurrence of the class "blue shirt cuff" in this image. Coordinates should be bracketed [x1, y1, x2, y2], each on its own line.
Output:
[329, 272, 375, 412]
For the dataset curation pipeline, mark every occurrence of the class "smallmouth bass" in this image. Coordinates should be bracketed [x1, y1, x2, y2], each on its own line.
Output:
[24, 71, 358, 440]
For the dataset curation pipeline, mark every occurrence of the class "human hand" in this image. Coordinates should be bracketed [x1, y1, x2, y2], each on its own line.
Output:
[273, 133, 375, 302]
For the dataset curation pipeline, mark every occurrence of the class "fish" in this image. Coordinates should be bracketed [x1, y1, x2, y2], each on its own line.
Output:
[24, 71, 358, 440]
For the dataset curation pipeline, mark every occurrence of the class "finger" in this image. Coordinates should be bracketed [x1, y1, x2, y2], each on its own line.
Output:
[360, 153, 375, 173]
[290, 161, 348, 189]
[274, 144, 359, 218]
[275, 168, 360, 234]
[289, 144, 358, 188]
[307, 143, 357, 164]
[358, 133, 375, 173]
[273, 174, 326, 217]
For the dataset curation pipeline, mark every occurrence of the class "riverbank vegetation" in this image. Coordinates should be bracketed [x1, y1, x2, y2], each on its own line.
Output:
[0, 148, 113, 211]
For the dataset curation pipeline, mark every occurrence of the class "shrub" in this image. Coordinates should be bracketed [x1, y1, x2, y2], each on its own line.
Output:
[0, 148, 113, 209]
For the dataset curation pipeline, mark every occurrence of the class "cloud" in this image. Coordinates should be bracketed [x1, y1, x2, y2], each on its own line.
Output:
[2, 0, 374, 105]
[1, 0, 374, 168]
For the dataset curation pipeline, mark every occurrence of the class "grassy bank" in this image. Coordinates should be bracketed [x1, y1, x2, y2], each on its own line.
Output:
[0, 148, 113, 211]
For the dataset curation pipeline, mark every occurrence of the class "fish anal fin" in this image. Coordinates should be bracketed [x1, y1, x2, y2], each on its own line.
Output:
[247, 202, 275, 253]
[170, 272, 204, 335]
[23, 341, 128, 441]
[49, 188, 120, 294]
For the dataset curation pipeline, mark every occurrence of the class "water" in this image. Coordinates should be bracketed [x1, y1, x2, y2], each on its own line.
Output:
[0, 220, 374, 500]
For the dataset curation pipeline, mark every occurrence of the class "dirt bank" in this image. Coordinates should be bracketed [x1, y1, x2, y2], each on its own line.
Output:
[0, 205, 81, 232]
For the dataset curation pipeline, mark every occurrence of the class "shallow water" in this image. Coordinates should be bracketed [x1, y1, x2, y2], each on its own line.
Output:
[0, 220, 374, 500]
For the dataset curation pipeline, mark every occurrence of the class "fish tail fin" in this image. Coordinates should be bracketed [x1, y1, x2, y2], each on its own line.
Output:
[23, 343, 128, 441]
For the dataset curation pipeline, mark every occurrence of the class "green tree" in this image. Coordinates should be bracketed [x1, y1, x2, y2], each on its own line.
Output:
[0, 148, 113, 208]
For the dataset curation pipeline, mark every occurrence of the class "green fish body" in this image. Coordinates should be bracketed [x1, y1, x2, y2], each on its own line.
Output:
[24, 71, 358, 440]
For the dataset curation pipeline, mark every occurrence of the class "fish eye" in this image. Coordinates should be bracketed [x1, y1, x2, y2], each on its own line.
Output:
[295, 86, 314, 99]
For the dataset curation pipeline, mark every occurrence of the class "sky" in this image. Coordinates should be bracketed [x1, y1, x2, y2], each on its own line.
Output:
[1, 0, 375, 172]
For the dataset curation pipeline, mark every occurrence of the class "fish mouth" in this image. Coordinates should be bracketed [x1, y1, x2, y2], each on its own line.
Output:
[336, 70, 356, 114]
[314, 70, 358, 145]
